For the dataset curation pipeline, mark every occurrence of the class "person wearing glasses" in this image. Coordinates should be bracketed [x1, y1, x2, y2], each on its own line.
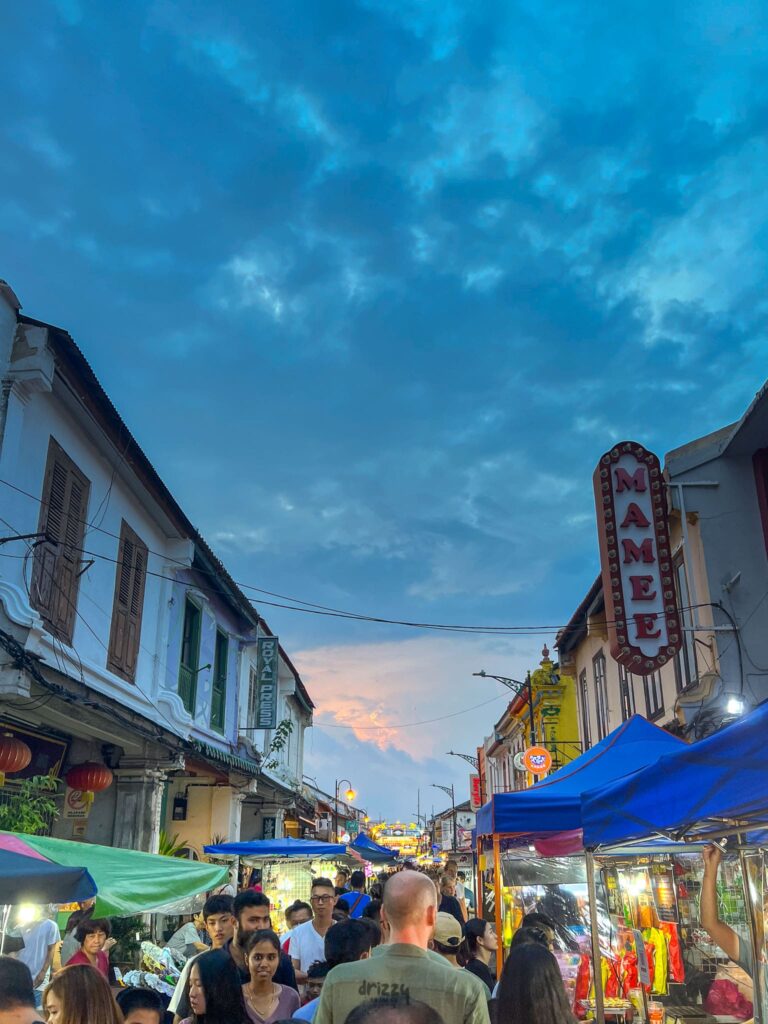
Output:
[291, 879, 337, 984]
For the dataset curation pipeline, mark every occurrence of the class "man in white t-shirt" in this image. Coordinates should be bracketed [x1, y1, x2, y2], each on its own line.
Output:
[290, 878, 336, 983]
[14, 907, 60, 996]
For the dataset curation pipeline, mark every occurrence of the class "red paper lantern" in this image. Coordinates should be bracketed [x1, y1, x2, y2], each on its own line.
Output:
[65, 762, 113, 794]
[0, 733, 32, 785]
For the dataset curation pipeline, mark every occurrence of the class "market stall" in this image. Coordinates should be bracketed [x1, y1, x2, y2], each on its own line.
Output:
[581, 703, 768, 1024]
[203, 837, 348, 919]
[475, 716, 696, 1021]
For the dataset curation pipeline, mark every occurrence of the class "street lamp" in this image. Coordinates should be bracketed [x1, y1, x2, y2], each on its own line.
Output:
[431, 782, 456, 852]
[474, 669, 536, 746]
[446, 750, 479, 769]
[334, 778, 356, 842]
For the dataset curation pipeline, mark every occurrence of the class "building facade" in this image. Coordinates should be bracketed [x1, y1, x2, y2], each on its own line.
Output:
[558, 381, 768, 747]
[0, 281, 313, 852]
[481, 648, 580, 795]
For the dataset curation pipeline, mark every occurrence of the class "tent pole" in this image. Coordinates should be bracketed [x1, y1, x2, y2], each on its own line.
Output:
[739, 847, 763, 1024]
[493, 836, 503, 979]
[586, 850, 605, 1024]
[0, 904, 11, 954]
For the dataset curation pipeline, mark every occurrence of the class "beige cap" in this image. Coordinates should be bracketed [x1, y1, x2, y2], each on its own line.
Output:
[433, 911, 463, 948]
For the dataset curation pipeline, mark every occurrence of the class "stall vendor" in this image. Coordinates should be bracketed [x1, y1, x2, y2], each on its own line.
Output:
[701, 846, 765, 997]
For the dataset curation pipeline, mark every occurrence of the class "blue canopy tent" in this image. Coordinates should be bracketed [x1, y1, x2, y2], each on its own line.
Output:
[349, 833, 398, 864]
[203, 837, 348, 858]
[475, 716, 687, 1024]
[476, 714, 685, 841]
[581, 701, 768, 848]
[580, 703, 768, 1024]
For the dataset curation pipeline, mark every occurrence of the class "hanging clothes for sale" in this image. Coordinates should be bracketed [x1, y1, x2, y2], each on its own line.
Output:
[643, 927, 668, 995]
[659, 921, 684, 984]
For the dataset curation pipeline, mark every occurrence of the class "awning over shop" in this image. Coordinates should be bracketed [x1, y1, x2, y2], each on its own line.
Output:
[349, 833, 398, 864]
[204, 837, 347, 859]
[581, 701, 768, 847]
[475, 715, 684, 839]
[3, 831, 228, 917]
[188, 739, 260, 777]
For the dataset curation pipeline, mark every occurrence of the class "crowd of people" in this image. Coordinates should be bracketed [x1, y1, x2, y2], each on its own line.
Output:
[0, 860, 577, 1024]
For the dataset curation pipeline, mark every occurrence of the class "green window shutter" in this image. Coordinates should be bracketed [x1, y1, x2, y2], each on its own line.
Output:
[178, 599, 202, 714]
[210, 630, 228, 732]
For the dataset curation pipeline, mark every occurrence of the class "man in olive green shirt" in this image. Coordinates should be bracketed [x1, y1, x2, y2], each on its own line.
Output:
[314, 872, 490, 1024]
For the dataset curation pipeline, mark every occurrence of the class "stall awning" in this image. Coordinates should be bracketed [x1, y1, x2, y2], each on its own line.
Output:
[581, 701, 768, 847]
[204, 837, 347, 858]
[0, 834, 96, 905]
[2, 831, 227, 916]
[475, 715, 685, 839]
[349, 833, 399, 864]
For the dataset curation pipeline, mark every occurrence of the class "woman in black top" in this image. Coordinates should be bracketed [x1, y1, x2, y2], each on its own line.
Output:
[463, 918, 498, 993]
[496, 941, 576, 1024]
[437, 876, 465, 928]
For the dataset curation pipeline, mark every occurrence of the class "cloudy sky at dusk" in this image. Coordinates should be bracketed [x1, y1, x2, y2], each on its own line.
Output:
[2, 1, 768, 819]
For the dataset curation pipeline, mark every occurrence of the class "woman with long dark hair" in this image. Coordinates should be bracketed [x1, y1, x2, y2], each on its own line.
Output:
[496, 942, 576, 1024]
[180, 949, 248, 1024]
[462, 918, 497, 993]
[242, 930, 300, 1024]
[43, 964, 123, 1024]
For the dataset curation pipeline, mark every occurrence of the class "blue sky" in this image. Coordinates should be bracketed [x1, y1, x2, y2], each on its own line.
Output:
[2, 0, 768, 820]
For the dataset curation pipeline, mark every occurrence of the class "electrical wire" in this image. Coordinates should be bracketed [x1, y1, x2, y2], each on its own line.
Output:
[0, 478, 724, 637]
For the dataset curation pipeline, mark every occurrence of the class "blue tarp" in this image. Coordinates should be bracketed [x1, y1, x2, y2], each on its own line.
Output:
[203, 837, 348, 858]
[476, 714, 685, 838]
[0, 848, 96, 905]
[350, 833, 398, 863]
[581, 702, 768, 848]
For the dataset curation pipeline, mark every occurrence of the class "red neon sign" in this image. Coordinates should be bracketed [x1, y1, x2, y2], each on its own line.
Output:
[593, 442, 681, 672]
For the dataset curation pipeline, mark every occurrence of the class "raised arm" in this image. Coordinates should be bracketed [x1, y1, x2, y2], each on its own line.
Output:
[700, 845, 739, 962]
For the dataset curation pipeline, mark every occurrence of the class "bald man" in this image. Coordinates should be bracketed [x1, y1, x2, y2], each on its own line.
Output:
[314, 872, 490, 1024]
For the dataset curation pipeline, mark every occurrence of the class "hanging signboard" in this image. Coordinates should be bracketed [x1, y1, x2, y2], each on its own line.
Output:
[255, 635, 279, 729]
[469, 774, 483, 811]
[522, 746, 552, 775]
[593, 442, 681, 672]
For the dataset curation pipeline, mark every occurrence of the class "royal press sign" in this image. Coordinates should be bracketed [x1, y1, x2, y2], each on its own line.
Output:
[255, 635, 279, 729]
[593, 442, 681, 672]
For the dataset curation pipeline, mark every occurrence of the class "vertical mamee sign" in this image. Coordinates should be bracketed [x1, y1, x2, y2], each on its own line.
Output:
[256, 635, 279, 729]
[593, 442, 681, 673]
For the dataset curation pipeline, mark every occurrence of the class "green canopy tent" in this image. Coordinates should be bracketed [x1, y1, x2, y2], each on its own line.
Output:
[2, 832, 227, 917]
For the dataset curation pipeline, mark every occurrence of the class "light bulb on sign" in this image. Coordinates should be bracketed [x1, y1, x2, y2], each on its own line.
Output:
[726, 696, 745, 715]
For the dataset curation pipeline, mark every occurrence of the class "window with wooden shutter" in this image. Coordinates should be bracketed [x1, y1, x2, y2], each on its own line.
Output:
[107, 520, 148, 682]
[210, 629, 228, 732]
[178, 598, 202, 714]
[31, 438, 91, 644]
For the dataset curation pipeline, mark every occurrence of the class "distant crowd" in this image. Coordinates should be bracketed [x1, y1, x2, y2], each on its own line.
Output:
[0, 859, 574, 1024]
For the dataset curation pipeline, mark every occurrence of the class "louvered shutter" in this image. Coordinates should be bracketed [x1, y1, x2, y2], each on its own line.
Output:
[107, 521, 147, 681]
[31, 438, 90, 643]
[210, 631, 228, 731]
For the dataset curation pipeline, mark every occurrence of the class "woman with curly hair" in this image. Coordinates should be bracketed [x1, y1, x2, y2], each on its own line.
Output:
[43, 964, 123, 1024]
